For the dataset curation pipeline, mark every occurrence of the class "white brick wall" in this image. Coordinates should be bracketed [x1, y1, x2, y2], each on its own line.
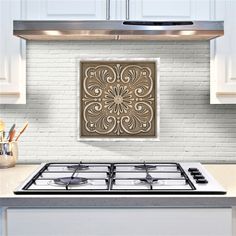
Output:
[1, 41, 236, 163]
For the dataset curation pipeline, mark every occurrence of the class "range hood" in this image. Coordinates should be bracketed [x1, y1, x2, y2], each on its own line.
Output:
[13, 20, 224, 41]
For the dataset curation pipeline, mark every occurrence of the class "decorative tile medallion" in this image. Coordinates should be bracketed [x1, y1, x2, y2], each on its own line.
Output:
[78, 59, 159, 140]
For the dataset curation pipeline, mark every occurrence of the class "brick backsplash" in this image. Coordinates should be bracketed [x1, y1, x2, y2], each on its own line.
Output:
[0, 41, 236, 163]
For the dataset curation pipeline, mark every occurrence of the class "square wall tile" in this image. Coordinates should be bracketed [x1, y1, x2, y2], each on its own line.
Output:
[77, 58, 159, 141]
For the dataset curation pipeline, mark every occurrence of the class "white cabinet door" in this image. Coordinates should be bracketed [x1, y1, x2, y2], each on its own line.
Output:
[6, 208, 232, 236]
[210, 0, 236, 104]
[23, 0, 108, 20]
[128, 0, 212, 20]
[0, 0, 26, 104]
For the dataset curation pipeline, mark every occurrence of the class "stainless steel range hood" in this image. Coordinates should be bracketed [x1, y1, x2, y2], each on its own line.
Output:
[13, 20, 224, 41]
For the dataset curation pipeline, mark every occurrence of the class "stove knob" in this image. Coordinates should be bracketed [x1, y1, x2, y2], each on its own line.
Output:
[190, 171, 202, 176]
[188, 168, 199, 172]
[196, 179, 208, 184]
[193, 175, 205, 180]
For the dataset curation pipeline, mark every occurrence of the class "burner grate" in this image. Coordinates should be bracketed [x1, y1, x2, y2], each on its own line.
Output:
[20, 162, 194, 192]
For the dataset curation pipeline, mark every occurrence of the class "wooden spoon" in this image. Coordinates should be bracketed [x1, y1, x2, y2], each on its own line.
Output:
[15, 122, 29, 141]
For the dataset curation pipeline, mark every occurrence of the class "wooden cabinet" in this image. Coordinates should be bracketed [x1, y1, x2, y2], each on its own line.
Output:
[0, 0, 26, 104]
[6, 208, 232, 235]
[210, 0, 236, 104]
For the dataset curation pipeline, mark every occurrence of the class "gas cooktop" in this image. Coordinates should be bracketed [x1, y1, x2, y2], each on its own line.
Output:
[14, 162, 226, 194]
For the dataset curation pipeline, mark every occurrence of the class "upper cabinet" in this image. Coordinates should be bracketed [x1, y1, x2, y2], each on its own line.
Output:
[0, 0, 26, 104]
[128, 0, 212, 20]
[22, 0, 108, 20]
[210, 0, 236, 104]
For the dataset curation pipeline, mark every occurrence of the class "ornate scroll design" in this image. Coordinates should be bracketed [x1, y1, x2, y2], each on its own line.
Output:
[81, 62, 156, 137]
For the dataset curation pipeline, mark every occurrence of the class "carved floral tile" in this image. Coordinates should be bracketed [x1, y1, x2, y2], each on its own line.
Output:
[78, 59, 159, 140]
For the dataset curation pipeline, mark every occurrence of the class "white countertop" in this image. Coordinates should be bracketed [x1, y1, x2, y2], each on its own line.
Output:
[1, 164, 236, 207]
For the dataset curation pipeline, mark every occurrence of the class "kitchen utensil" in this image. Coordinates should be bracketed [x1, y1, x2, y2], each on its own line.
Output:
[7, 124, 16, 141]
[9, 130, 16, 142]
[15, 122, 28, 141]
[0, 141, 18, 168]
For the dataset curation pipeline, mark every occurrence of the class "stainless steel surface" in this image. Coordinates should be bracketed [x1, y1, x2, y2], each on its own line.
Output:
[13, 20, 224, 41]
[0, 141, 18, 168]
[14, 162, 226, 194]
[126, 0, 130, 20]
[106, 0, 110, 20]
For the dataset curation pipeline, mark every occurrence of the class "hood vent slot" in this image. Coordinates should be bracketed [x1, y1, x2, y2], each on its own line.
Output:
[122, 21, 194, 26]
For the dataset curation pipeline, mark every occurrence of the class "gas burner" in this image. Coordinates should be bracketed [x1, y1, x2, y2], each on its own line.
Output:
[139, 179, 158, 184]
[134, 164, 157, 170]
[139, 176, 158, 185]
[54, 177, 88, 186]
[67, 164, 89, 170]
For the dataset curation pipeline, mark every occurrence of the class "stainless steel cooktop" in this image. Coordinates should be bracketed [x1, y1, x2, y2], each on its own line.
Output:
[14, 162, 226, 194]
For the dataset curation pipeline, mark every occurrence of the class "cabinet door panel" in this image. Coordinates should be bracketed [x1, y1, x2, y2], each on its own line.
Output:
[46, 0, 95, 15]
[129, 0, 212, 20]
[23, 0, 107, 20]
[142, 0, 191, 18]
[0, 0, 26, 104]
[210, 0, 236, 103]
[6, 208, 232, 236]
